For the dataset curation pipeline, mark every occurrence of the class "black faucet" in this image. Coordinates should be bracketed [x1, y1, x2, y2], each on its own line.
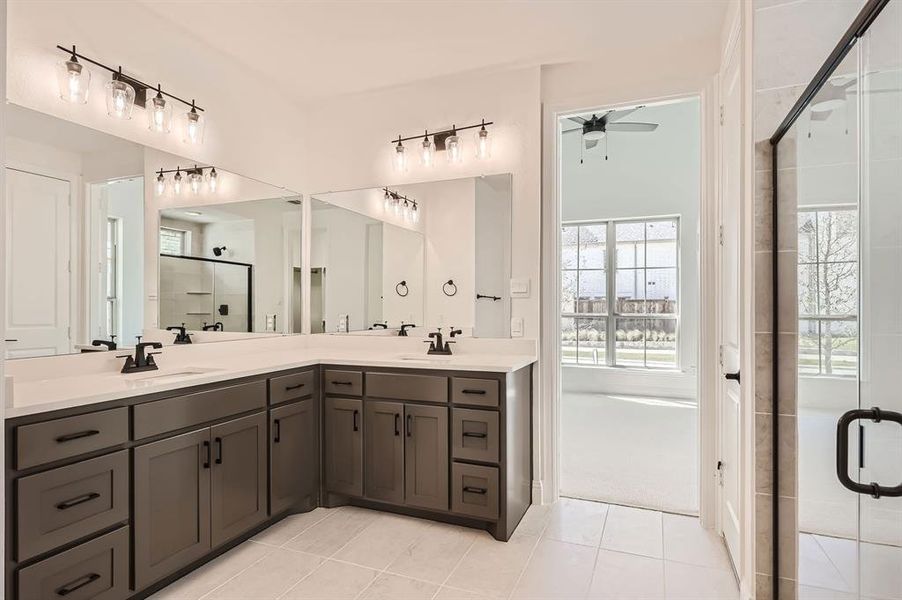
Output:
[399, 323, 416, 337]
[118, 340, 163, 374]
[449, 328, 462, 339]
[91, 335, 117, 351]
[426, 328, 454, 355]
[202, 322, 224, 331]
[372, 322, 388, 330]
[167, 324, 192, 344]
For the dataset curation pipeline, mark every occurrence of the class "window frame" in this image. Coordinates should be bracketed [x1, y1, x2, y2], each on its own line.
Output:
[561, 216, 681, 370]
[159, 226, 191, 256]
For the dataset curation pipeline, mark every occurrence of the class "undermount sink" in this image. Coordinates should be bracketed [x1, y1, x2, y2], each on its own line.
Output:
[396, 354, 453, 363]
[123, 367, 222, 383]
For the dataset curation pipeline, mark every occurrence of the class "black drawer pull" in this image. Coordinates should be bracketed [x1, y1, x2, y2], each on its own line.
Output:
[463, 486, 488, 495]
[285, 383, 305, 391]
[463, 432, 488, 439]
[55, 492, 101, 511]
[56, 573, 100, 596]
[55, 430, 100, 443]
[462, 389, 487, 395]
[407, 414, 412, 437]
[331, 380, 353, 386]
[215, 437, 223, 464]
[274, 419, 282, 443]
[203, 440, 211, 469]
[394, 413, 401, 436]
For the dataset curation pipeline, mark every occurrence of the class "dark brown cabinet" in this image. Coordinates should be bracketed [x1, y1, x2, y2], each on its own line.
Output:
[270, 398, 318, 515]
[364, 401, 404, 503]
[211, 412, 267, 547]
[404, 404, 449, 511]
[133, 428, 212, 591]
[324, 397, 363, 496]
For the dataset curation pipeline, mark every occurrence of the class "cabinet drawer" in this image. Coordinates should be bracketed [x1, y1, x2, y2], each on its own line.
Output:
[17, 450, 129, 562]
[134, 380, 266, 439]
[451, 378, 499, 408]
[18, 525, 130, 600]
[367, 372, 447, 403]
[16, 408, 129, 470]
[451, 463, 499, 521]
[452, 409, 500, 463]
[323, 370, 363, 396]
[270, 370, 315, 405]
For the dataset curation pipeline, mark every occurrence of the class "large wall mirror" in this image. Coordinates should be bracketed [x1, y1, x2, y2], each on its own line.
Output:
[310, 173, 512, 337]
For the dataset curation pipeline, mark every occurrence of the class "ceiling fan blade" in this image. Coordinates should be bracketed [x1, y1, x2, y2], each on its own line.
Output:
[567, 116, 588, 126]
[606, 122, 658, 132]
[603, 106, 644, 124]
[585, 139, 599, 149]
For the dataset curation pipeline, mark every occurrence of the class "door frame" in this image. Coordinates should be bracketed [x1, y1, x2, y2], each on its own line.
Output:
[4, 161, 78, 355]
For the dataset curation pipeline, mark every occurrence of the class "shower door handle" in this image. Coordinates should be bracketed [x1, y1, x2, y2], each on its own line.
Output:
[836, 407, 902, 498]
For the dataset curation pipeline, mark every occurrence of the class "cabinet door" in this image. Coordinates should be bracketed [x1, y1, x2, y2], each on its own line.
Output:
[365, 401, 404, 504]
[404, 404, 449, 511]
[211, 412, 267, 547]
[134, 428, 211, 590]
[271, 398, 318, 515]
[324, 397, 363, 497]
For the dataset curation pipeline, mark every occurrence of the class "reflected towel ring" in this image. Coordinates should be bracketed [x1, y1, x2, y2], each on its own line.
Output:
[443, 279, 458, 297]
[395, 280, 409, 297]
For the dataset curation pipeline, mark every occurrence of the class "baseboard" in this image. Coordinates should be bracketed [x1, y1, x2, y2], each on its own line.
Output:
[531, 479, 550, 505]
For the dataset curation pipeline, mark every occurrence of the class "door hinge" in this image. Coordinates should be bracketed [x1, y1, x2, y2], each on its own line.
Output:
[718, 345, 724, 366]
[719, 105, 724, 126]
[718, 224, 724, 246]
[717, 460, 724, 486]
[67, 326, 71, 340]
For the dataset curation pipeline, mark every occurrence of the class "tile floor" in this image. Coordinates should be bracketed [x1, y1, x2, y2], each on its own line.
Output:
[798, 533, 902, 600]
[560, 392, 699, 515]
[149, 497, 738, 600]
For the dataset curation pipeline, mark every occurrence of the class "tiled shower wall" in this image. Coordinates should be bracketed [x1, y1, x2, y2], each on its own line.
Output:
[752, 1, 866, 598]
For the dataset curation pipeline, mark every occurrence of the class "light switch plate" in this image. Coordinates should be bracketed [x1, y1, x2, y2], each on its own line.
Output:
[338, 314, 348, 333]
[511, 317, 524, 337]
[266, 314, 276, 331]
[510, 278, 530, 298]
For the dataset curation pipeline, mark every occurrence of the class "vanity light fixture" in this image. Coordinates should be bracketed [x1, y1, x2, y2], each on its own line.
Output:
[382, 188, 419, 223]
[55, 45, 206, 143]
[389, 119, 492, 169]
[155, 169, 167, 196]
[188, 170, 203, 194]
[56, 45, 90, 104]
[172, 169, 183, 195]
[206, 167, 218, 193]
[156, 165, 218, 196]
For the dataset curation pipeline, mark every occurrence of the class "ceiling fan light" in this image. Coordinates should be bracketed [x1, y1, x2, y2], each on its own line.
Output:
[584, 130, 606, 141]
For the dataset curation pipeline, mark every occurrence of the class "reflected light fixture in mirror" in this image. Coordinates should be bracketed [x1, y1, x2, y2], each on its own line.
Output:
[173, 169, 183, 195]
[56, 45, 90, 103]
[155, 169, 167, 196]
[206, 167, 218, 192]
[188, 170, 203, 194]
[106, 69, 136, 119]
[147, 85, 173, 132]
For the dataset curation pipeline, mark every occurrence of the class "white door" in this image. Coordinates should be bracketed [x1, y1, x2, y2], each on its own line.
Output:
[4, 168, 71, 358]
[718, 35, 743, 570]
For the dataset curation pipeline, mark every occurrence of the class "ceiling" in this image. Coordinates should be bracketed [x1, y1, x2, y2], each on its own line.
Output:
[136, 0, 729, 104]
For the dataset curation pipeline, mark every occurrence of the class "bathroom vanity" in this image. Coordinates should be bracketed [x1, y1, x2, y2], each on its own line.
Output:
[3, 347, 533, 600]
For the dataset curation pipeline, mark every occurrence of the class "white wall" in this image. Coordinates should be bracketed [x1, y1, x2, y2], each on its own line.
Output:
[475, 175, 513, 337]
[382, 225, 425, 327]
[105, 178, 144, 343]
[560, 98, 701, 396]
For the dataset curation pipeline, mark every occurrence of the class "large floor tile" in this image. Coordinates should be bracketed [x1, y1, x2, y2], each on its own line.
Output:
[359, 573, 439, 600]
[434, 586, 495, 600]
[149, 541, 273, 600]
[444, 532, 539, 598]
[279, 559, 380, 599]
[600, 504, 664, 559]
[333, 513, 430, 570]
[284, 506, 380, 557]
[663, 561, 739, 599]
[543, 497, 609, 547]
[515, 504, 552, 537]
[588, 549, 665, 599]
[662, 514, 732, 570]
[205, 549, 322, 599]
[386, 521, 478, 584]
[251, 508, 334, 547]
[511, 538, 597, 599]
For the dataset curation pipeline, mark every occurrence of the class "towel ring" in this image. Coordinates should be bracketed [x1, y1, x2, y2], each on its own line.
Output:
[443, 279, 458, 297]
[395, 281, 409, 297]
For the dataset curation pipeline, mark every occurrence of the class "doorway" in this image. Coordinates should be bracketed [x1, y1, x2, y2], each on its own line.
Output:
[310, 267, 325, 333]
[557, 98, 702, 515]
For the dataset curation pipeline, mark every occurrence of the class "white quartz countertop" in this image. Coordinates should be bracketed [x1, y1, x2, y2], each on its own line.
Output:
[5, 336, 536, 419]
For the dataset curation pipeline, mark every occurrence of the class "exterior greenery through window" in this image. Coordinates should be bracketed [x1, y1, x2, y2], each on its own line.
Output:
[561, 218, 679, 369]
[798, 208, 858, 377]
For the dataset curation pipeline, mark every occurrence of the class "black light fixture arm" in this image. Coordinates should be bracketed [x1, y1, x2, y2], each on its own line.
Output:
[158, 164, 216, 175]
[57, 44, 205, 112]
[383, 187, 418, 208]
[390, 119, 493, 144]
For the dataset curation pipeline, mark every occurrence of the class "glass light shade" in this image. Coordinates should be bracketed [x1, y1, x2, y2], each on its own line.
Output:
[181, 105, 205, 145]
[155, 172, 166, 196]
[105, 78, 136, 119]
[173, 171, 183, 195]
[188, 171, 203, 194]
[206, 168, 218, 193]
[446, 133, 462, 164]
[392, 196, 402, 216]
[411, 203, 420, 224]
[475, 127, 491, 160]
[146, 92, 172, 132]
[392, 142, 407, 172]
[420, 136, 434, 166]
[383, 190, 393, 211]
[57, 59, 90, 104]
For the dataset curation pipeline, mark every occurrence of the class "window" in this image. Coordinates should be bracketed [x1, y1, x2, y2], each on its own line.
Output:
[798, 208, 858, 377]
[160, 226, 189, 255]
[561, 218, 679, 369]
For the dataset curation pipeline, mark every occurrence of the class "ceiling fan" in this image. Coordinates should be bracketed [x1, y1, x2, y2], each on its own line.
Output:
[563, 106, 659, 149]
